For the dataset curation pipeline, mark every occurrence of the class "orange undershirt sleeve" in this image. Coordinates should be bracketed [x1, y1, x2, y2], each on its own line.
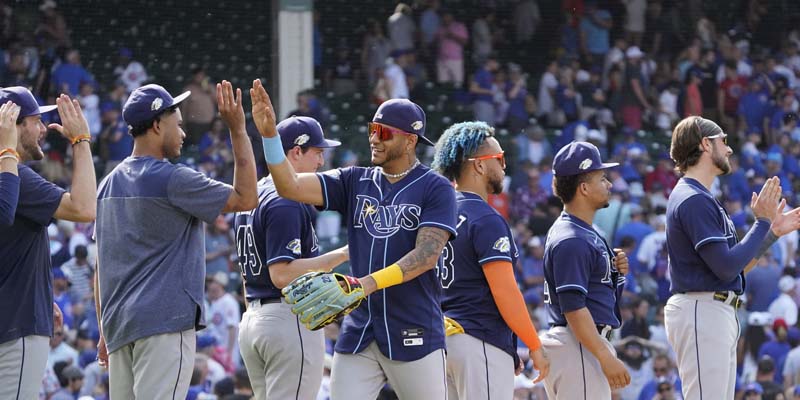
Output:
[482, 260, 542, 351]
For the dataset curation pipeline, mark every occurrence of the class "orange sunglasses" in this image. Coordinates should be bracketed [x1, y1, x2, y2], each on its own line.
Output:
[468, 151, 506, 168]
[368, 122, 413, 141]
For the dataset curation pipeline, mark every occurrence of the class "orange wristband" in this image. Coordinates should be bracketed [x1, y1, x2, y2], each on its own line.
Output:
[71, 134, 91, 145]
[0, 148, 20, 161]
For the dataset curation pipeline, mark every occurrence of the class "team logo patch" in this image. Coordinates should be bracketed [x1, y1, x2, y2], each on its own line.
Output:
[294, 134, 310, 146]
[579, 158, 593, 170]
[151, 97, 163, 111]
[411, 121, 423, 131]
[375, 113, 383, 119]
[286, 239, 302, 255]
[493, 237, 511, 253]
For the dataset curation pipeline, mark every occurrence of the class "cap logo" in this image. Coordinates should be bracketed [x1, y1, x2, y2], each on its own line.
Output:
[375, 113, 383, 119]
[579, 158, 593, 170]
[294, 134, 310, 146]
[151, 97, 163, 111]
[411, 121, 423, 131]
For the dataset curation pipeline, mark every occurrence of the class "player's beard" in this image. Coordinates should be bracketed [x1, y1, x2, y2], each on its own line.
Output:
[712, 146, 731, 175]
[19, 127, 44, 161]
[372, 143, 405, 167]
[488, 170, 504, 195]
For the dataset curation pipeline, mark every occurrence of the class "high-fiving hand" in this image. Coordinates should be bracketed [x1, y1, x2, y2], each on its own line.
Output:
[751, 176, 782, 222]
[0, 101, 21, 150]
[250, 79, 277, 138]
[48, 94, 90, 142]
[217, 80, 245, 132]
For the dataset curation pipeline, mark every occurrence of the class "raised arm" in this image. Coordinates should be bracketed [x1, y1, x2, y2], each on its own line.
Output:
[51, 94, 96, 223]
[217, 81, 258, 213]
[250, 79, 324, 206]
[0, 102, 21, 226]
[359, 226, 450, 296]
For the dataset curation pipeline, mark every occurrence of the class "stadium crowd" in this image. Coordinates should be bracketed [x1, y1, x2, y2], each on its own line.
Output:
[3, 0, 800, 399]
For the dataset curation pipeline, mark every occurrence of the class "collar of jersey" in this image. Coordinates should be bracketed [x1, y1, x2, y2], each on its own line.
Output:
[678, 177, 710, 194]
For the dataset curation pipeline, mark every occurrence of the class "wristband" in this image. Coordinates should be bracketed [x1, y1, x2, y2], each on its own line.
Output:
[0, 148, 20, 161]
[370, 264, 403, 289]
[71, 134, 91, 145]
[262, 136, 286, 165]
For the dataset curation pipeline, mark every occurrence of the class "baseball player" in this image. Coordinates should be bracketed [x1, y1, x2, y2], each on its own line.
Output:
[250, 80, 457, 399]
[540, 141, 632, 399]
[431, 121, 550, 399]
[0, 101, 21, 224]
[94, 81, 259, 399]
[234, 115, 348, 400]
[0, 88, 96, 400]
[664, 116, 800, 399]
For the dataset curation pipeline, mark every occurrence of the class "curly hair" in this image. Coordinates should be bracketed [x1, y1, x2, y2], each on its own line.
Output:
[431, 121, 494, 181]
[670, 116, 722, 173]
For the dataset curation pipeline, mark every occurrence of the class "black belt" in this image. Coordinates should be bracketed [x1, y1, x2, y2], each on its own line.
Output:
[713, 291, 743, 309]
[553, 323, 613, 340]
[259, 298, 282, 305]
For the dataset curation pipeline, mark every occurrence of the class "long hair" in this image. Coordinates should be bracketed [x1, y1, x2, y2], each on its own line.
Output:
[670, 116, 722, 173]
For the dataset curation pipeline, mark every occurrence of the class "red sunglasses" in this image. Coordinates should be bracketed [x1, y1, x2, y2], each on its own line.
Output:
[468, 151, 506, 168]
[368, 122, 413, 141]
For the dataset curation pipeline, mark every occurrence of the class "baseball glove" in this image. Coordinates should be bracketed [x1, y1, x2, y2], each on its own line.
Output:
[282, 271, 365, 330]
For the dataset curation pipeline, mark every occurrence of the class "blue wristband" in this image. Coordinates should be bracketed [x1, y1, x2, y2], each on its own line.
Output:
[262, 136, 286, 165]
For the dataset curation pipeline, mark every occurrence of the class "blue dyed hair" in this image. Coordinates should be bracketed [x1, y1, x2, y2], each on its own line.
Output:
[432, 121, 494, 180]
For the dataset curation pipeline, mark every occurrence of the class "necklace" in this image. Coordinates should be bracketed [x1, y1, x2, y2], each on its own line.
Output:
[380, 159, 420, 179]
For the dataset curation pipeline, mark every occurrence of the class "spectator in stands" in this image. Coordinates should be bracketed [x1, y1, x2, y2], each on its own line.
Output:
[759, 319, 792, 384]
[513, 0, 541, 44]
[181, 67, 217, 145]
[52, 267, 74, 330]
[187, 353, 213, 400]
[51, 49, 93, 97]
[554, 66, 580, 124]
[205, 271, 240, 371]
[622, 297, 651, 339]
[620, 46, 651, 130]
[616, 336, 667, 400]
[50, 365, 84, 400]
[769, 90, 798, 142]
[537, 60, 560, 125]
[755, 355, 785, 400]
[638, 354, 682, 400]
[520, 236, 545, 291]
[469, 55, 499, 125]
[579, 1, 613, 67]
[435, 10, 468, 88]
[471, 9, 494, 64]
[748, 252, 782, 312]
[328, 44, 358, 96]
[738, 77, 772, 138]
[198, 117, 234, 181]
[48, 324, 79, 368]
[205, 213, 234, 275]
[61, 244, 93, 304]
[418, 0, 440, 64]
[769, 275, 798, 327]
[285, 90, 324, 123]
[98, 101, 131, 175]
[623, 0, 647, 47]
[387, 3, 415, 52]
[515, 124, 552, 165]
[384, 50, 410, 99]
[505, 63, 532, 134]
[681, 72, 702, 119]
[36, 0, 69, 49]
[717, 59, 748, 133]
[113, 47, 149, 94]
[228, 368, 254, 400]
[362, 20, 392, 87]
[742, 382, 764, 400]
[78, 82, 101, 139]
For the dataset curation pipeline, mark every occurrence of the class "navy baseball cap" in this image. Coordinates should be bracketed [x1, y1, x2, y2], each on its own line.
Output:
[0, 86, 57, 118]
[372, 99, 433, 146]
[122, 84, 190, 126]
[277, 116, 341, 151]
[552, 141, 618, 177]
[744, 382, 763, 394]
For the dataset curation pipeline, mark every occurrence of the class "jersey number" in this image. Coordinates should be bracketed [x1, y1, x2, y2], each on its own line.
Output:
[438, 215, 467, 289]
[236, 224, 263, 277]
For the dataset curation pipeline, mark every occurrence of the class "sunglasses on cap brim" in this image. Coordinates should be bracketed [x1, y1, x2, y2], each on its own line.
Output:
[368, 122, 414, 141]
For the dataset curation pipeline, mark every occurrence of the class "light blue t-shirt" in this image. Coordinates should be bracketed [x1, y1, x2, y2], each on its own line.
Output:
[580, 10, 611, 55]
[96, 156, 232, 353]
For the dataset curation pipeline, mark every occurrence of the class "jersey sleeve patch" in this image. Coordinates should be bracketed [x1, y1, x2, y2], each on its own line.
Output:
[286, 239, 302, 255]
[492, 237, 511, 254]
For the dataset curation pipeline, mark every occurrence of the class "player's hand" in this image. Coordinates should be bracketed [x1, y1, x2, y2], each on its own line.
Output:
[217, 80, 246, 132]
[97, 334, 108, 367]
[530, 348, 550, 383]
[613, 249, 629, 275]
[751, 176, 782, 222]
[515, 356, 524, 376]
[770, 201, 800, 237]
[599, 353, 630, 390]
[53, 302, 63, 330]
[250, 79, 277, 138]
[48, 94, 90, 142]
[0, 101, 20, 150]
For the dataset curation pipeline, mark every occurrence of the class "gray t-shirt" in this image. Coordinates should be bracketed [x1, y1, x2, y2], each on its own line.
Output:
[96, 156, 232, 353]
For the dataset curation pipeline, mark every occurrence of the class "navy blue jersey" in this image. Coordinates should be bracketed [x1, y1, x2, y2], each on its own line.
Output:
[317, 164, 457, 362]
[440, 191, 519, 358]
[543, 212, 625, 328]
[0, 164, 65, 343]
[234, 177, 320, 301]
[667, 178, 742, 294]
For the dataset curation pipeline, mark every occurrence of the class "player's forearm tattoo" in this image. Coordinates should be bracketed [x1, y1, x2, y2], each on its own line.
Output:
[397, 227, 450, 277]
[756, 230, 778, 259]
